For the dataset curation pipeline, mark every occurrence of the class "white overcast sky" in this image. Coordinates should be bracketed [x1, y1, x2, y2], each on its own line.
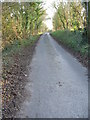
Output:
[43, 0, 57, 30]
[43, 0, 67, 30]
[42, 0, 68, 30]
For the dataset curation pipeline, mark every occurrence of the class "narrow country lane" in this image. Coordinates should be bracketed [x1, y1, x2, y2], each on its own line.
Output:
[16, 33, 88, 118]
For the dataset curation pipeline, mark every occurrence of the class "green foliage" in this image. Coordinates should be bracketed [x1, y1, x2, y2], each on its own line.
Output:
[3, 35, 39, 55]
[2, 35, 39, 68]
[51, 30, 88, 56]
[52, 1, 88, 56]
[53, 2, 86, 31]
[2, 2, 45, 49]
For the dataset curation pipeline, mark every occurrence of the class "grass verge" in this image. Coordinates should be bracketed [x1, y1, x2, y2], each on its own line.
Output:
[51, 30, 88, 67]
[2, 35, 40, 118]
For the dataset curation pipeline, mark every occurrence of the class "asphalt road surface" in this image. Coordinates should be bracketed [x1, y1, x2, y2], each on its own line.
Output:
[16, 33, 88, 118]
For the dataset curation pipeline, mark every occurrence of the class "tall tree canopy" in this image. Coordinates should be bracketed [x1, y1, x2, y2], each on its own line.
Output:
[2, 2, 46, 48]
[53, 1, 86, 31]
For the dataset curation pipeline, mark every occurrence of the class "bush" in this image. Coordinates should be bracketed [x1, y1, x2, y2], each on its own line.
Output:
[51, 30, 88, 56]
